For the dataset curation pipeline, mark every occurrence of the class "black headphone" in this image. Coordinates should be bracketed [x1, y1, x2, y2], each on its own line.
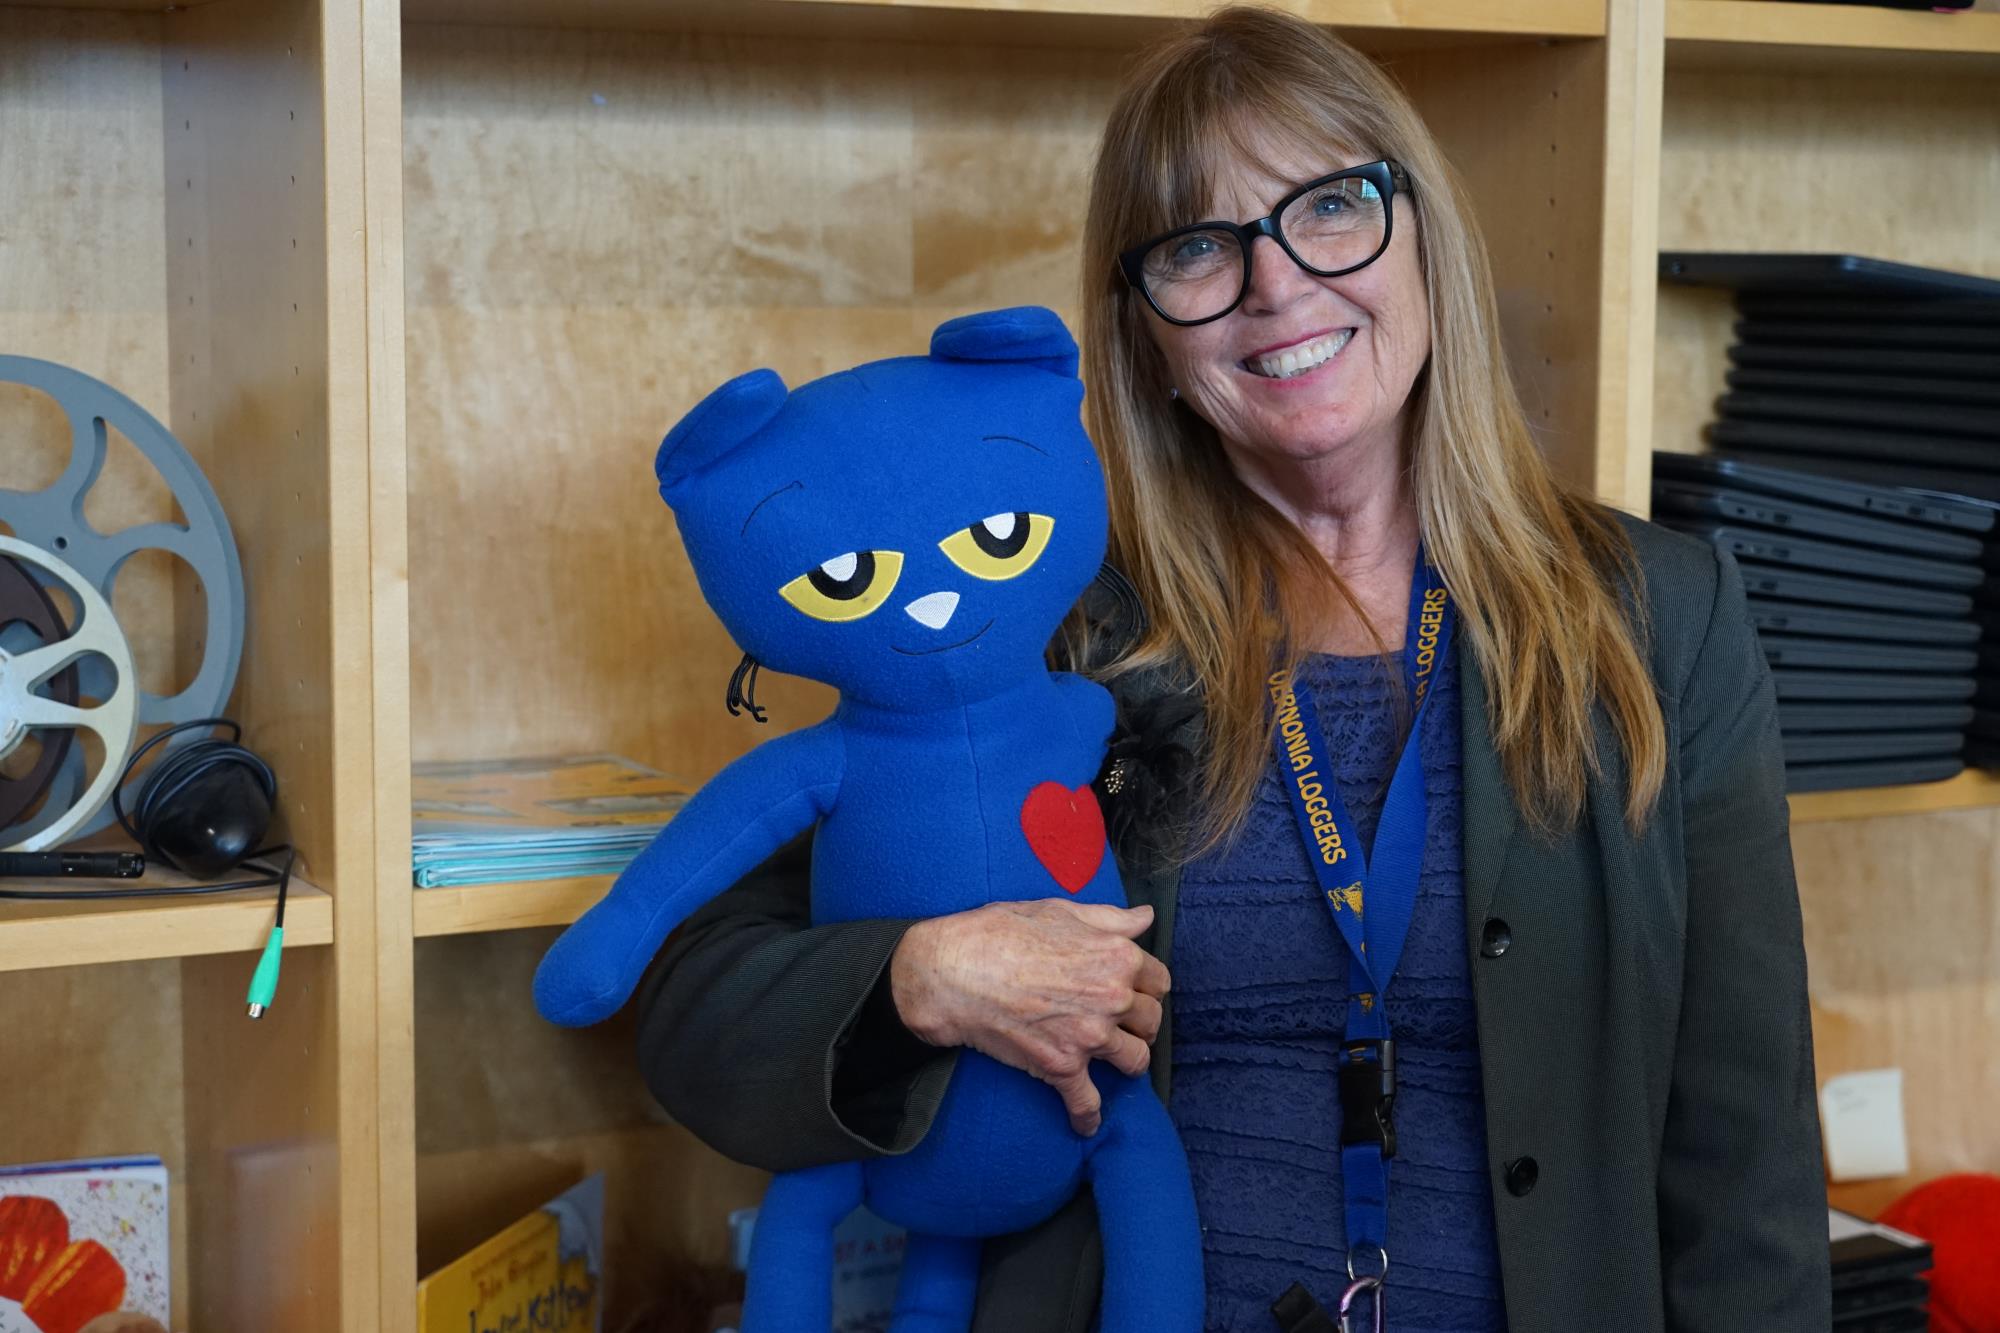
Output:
[114, 718, 278, 878]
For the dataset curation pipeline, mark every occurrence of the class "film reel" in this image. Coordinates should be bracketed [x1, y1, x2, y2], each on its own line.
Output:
[0, 553, 79, 828]
[0, 355, 245, 842]
[0, 535, 140, 851]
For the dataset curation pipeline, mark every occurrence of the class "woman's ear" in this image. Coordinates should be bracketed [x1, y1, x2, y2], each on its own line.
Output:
[656, 368, 788, 498]
[929, 306, 1079, 380]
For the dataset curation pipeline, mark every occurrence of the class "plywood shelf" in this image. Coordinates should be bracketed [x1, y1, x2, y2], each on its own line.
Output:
[1667, 0, 2000, 66]
[0, 873, 332, 973]
[412, 875, 609, 938]
[1789, 768, 2000, 824]
[401, 0, 1606, 46]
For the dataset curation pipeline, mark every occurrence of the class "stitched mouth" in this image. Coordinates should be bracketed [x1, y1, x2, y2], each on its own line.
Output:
[893, 619, 994, 656]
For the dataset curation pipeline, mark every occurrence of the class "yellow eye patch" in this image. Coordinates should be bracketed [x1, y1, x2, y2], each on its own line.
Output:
[939, 512, 1052, 581]
[779, 549, 905, 621]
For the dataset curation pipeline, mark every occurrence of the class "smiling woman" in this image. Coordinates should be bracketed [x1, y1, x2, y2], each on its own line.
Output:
[634, 8, 1829, 1332]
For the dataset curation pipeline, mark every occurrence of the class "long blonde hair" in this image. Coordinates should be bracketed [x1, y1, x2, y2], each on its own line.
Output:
[1079, 6, 1665, 851]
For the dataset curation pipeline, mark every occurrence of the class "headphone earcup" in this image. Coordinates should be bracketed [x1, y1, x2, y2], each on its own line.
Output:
[150, 759, 274, 878]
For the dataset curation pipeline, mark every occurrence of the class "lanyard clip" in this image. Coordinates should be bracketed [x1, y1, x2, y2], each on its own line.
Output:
[1338, 1037, 1397, 1158]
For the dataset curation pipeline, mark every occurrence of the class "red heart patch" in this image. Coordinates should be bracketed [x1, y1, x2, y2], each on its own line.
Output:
[1021, 781, 1107, 894]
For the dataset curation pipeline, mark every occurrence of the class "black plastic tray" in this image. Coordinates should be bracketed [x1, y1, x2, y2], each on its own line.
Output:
[1717, 389, 2000, 442]
[1660, 252, 2000, 299]
[1707, 448, 2000, 506]
[1786, 755, 1964, 793]
[1726, 366, 2000, 409]
[1729, 342, 2000, 381]
[1664, 519, 1983, 590]
[1770, 669, 1975, 702]
[1709, 418, 2000, 476]
[1748, 598, 1980, 645]
[1760, 634, 1977, 675]
[1653, 480, 1983, 559]
[1658, 452, 1993, 532]
[1780, 702, 1973, 733]
[1784, 732, 1962, 765]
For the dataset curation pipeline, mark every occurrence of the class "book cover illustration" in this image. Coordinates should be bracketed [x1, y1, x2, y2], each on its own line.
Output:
[417, 1174, 604, 1333]
[0, 1157, 169, 1333]
[725, 1205, 906, 1333]
[412, 755, 692, 887]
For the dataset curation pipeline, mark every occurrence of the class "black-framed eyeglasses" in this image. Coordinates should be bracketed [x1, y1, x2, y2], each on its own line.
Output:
[1118, 159, 1413, 327]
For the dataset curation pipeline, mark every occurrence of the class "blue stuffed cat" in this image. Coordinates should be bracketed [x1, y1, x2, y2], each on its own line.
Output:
[533, 307, 1203, 1331]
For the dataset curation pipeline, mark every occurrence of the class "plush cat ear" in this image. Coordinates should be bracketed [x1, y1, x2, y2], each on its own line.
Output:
[657, 368, 789, 493]
[929, 306, 1079, 380]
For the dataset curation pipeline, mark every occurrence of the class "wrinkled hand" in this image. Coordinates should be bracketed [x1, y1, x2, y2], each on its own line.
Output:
[889, 899, 1170, 1135]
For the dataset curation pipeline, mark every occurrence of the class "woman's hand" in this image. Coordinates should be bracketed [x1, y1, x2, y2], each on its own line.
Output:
[888, 899, 1171, 1135]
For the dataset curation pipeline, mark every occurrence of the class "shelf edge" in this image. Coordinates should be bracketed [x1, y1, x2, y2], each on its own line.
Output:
[0, 882, 333, 973]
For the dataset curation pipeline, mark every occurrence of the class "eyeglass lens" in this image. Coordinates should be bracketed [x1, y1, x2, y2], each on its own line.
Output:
[1139, 175, 1389, 324]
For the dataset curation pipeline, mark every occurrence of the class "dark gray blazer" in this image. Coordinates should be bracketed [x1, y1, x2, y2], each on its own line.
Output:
[634, 514, 1830, 1332]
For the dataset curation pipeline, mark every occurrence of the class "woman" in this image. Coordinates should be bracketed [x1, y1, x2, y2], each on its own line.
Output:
[634, 8, 1828, 1330]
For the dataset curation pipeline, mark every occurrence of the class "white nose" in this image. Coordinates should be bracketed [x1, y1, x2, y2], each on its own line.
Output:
[904, 590, 959, 630]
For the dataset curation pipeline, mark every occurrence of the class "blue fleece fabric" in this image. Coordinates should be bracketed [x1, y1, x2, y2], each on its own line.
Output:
[1170, 648, 1507, 1332]
[532, 308, 1203, 1333]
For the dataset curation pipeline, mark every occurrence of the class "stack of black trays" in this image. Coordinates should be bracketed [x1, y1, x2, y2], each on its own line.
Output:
[1652, 452, 1985, 793]
[1658, 253, 2000, 790]
[1829, 1208, 1931, 1333]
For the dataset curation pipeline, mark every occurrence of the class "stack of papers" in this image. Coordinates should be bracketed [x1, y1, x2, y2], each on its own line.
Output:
[411, 754, 691, 888]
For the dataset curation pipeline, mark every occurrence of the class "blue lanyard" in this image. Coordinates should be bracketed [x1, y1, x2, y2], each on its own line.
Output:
[1268, 548, 1454, 1283]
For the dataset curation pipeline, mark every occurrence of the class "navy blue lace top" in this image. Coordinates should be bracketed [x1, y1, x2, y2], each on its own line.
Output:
[1167, 647, 1508, 1332]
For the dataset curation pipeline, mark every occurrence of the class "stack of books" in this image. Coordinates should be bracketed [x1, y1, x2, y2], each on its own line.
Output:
[1652, 452, 1985, 793]
[1829, 1207, 1931, 1333]
[411, 754, 691, 888]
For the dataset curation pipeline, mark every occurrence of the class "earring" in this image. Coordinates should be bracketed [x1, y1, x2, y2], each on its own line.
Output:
[1167, 386, 1180, 400]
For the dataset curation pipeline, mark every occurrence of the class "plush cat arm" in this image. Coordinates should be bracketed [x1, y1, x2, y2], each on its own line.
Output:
[534, 720, 846, 1026]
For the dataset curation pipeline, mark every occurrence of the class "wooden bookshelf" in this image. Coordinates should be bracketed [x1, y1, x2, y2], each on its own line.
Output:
[9, 0, 2000, 1327]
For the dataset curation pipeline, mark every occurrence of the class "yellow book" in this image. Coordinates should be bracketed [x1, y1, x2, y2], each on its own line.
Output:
[417, 1175, 603, 1333]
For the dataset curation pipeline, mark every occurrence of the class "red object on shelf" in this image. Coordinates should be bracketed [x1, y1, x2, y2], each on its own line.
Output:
[0, 1195, 70, 1302]
[19, 1237, 127, 1333]
[1880, 1172, 2000, 1333]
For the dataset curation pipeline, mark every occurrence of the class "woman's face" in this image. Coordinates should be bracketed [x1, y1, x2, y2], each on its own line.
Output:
[1141, 133, 1431, 481]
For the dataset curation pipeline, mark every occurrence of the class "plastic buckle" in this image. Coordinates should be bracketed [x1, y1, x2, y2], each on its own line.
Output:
[1338, 1037, 1397, 1158]
[1271, 1281, 1340, 1333]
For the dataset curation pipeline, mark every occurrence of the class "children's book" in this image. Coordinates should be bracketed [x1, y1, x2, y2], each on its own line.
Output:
[416, 1174, 604, 1333]
[0, 1155, 169, 1333]
[411, 755, 691, 887]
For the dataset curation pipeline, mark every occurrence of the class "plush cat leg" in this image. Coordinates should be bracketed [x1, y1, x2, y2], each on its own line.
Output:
[887, 1231, 982, 1333]
[1084, 1072, 1206, 1332]
[742, 1161, 865, 1333]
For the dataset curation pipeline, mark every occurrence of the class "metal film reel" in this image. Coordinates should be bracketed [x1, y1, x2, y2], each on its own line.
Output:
[0, 536, 140, 851]
[0, 554, 79, 828]
[0, 355, 246, 841]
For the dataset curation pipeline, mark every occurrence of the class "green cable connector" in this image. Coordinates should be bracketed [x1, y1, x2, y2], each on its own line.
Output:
[246, 926, 285, 1019]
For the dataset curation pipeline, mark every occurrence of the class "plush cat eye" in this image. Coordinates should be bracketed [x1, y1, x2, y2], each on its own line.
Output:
[939, 512, 1053, 581]
[779, 549, 905, 621]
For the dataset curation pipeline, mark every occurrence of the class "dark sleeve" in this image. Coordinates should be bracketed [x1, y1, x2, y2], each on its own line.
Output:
[632, 830, 958, 1172]
[1658, 548, 1831, 1332]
